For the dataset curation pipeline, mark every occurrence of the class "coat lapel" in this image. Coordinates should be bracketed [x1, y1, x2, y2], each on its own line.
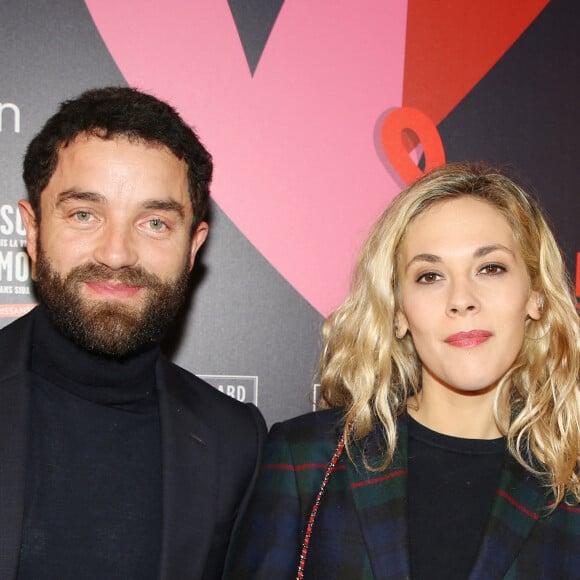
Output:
[156, 357, 217, 580]
[346, 419, 411, 580]
[0, 313, 34, 580]
[469, 455, 546, 580]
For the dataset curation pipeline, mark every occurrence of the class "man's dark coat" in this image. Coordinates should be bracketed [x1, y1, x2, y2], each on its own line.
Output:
[0, 308, 266, 579]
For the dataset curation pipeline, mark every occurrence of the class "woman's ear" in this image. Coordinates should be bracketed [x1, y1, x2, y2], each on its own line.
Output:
[395, 311, 409, 339]
[526, 290, 542, 321]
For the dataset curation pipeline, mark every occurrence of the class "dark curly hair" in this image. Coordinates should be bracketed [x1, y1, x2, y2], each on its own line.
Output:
[23, 86, 212, 231]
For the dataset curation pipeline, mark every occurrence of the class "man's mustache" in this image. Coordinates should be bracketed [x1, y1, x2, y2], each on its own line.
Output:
[64, 263, 163, 288]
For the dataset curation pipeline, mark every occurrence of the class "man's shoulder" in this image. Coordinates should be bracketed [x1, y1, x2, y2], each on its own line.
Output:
[0, 309, 36, 379]
[0, 309, 34, 338]
[159, 357, 265, 428]
[162, 358, 236, 403]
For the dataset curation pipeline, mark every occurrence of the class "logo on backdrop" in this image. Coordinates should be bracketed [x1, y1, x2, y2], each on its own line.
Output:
[200, 374, 259, 406]
[0, 204, 30, 286]
[0, 203, 34, 318]
[0, 102, 21, 133]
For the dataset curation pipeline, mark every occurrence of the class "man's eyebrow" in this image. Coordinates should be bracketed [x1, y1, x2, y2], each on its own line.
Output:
[55, 191, 186, 220]
[56, 190, 106, 205]
[142, 199, 186, 219]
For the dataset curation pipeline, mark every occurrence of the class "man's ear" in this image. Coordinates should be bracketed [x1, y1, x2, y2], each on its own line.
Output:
[18, 200, 39, 267]
[188, 221, 209, 271]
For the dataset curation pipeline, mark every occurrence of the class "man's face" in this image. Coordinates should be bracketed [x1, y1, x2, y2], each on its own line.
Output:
[19, 135, 208, 357]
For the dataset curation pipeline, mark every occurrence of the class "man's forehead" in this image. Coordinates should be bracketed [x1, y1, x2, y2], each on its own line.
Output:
[46, 135, 193, 213]
[53, 133, 188, 182]
[60, 131, 177, 156]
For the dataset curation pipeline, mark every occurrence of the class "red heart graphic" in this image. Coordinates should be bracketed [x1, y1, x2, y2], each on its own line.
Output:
[381, 0, 550, 186]
[84, 1, 549, 314]
[403, 0, 551, 125]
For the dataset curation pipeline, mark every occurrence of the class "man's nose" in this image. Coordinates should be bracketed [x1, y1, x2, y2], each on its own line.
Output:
[92, 222, 139, 270]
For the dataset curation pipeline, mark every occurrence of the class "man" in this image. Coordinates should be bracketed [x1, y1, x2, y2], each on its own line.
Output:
[0, 87, 266, 579]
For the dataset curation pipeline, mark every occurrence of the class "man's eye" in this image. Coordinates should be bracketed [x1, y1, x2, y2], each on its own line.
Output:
[73, 211, 92, 222]
[148, 218, 167, 231]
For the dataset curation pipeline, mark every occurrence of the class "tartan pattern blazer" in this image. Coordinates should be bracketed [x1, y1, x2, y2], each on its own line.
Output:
[225, 408, 580, 579]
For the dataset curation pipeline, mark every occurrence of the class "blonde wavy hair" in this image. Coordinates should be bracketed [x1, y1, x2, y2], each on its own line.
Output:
[320, 162, 580, 506]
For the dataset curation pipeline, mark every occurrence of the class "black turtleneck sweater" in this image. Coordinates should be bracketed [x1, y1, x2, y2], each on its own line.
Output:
[18, 306, 162, 580]
[407, 414, 505, 580]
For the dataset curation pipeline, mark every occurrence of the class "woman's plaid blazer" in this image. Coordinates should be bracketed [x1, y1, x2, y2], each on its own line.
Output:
[225, 407, 580, 579]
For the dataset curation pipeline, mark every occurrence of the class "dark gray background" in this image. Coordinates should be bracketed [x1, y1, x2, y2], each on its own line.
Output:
[0, 0, 577, 426]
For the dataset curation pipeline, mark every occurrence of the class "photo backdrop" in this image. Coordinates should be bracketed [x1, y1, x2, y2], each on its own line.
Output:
[0, 0, 578, 425]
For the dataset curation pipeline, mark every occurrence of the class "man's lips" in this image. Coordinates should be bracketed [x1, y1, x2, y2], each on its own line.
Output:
[83, 280, 144, 299]
[444, 330, 492, 348]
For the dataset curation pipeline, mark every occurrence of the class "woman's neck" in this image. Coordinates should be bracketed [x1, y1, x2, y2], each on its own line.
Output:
[407, 384, 502, 439]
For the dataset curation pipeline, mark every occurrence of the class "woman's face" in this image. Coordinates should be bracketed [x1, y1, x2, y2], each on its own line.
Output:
[397, 196, 540, 395]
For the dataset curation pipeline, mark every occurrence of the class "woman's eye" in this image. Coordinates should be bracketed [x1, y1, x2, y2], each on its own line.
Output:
[417, 272, 441, 284]
[480, 263, 506, 275]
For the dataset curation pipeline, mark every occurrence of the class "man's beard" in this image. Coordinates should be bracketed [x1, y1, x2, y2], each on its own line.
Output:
[35, 249, 191, 358]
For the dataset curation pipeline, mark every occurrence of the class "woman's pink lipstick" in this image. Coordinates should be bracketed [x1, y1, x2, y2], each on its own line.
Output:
[444, 330, 492, 348]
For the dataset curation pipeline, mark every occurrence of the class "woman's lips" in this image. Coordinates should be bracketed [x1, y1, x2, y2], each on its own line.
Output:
[444, 330, 492, 348]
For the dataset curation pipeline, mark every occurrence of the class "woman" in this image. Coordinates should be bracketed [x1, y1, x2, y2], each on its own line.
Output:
[225, 163, 580, 579]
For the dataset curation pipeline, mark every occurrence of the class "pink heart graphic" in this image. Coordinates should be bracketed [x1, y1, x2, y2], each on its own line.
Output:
[85, 1, 408, 315]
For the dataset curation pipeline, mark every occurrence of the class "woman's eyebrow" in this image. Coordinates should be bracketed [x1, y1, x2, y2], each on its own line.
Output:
[405, 244, 515, 272]
[405, 253, 440, 272]
[473, 244, 515, 258]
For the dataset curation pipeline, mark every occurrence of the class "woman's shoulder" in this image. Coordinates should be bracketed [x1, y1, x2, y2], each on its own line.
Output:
[269, 407, 345, 446]
[262, 408, 346, 477]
